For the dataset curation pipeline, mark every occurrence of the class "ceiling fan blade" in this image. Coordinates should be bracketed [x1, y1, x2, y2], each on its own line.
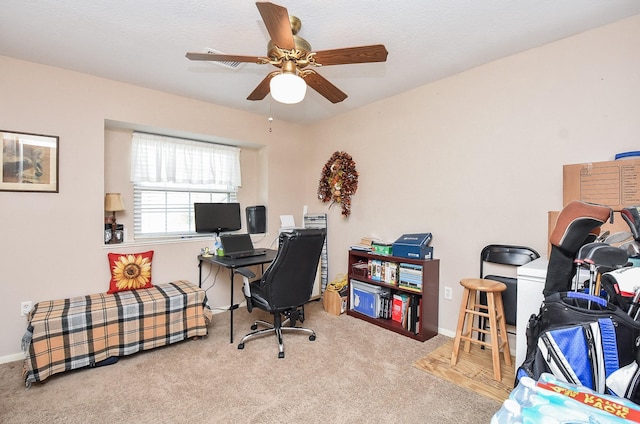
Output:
[185, 52, 264, 63]
[256, 2, 295, 50]
[313, 44, 388, 66]
[302, 71, 348, 103]
[247, 71, 279, 101]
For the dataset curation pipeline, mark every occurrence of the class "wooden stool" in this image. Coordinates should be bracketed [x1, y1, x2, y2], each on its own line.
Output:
[450, 278, 511, 381]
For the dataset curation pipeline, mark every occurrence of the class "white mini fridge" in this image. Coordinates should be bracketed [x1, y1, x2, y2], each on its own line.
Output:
[515, 257, 548, 368]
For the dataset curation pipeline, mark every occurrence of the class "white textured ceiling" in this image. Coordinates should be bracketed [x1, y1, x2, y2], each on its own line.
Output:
[2, 1, 640, 125]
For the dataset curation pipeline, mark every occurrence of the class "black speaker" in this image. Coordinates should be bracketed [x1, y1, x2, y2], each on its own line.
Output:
[246, 205, 266, 234]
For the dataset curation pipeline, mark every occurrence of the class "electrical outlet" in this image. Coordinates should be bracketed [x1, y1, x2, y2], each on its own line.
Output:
[444, 287, 453, 300]
[20, 301, 32, 317]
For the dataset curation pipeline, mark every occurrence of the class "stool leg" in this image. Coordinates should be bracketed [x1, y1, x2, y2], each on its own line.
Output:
[495, 291, 512, 367]
[463, 289, 476, 353]
[451, 287, 470, 366]
[486, 292, 502, 381]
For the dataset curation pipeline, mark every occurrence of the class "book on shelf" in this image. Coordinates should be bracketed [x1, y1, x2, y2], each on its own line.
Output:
[398, 262, 423, 291]
[389, 293, 421, 333]
[415, 297, 422, 334]
[402, 295, 410, 329]
[368, 259, 383, 281]
[398, 283, 422, 293]
[383, 261, 398, 285]
[379, 291, 392, 319]
[399, 263, 423, 276]
[391, 293, 409, 323]
[409, 294, 419, 333]
[350, 237, 378, 252]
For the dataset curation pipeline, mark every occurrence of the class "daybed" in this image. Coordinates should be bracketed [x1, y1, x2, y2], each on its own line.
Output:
[22, 280, 212, 387]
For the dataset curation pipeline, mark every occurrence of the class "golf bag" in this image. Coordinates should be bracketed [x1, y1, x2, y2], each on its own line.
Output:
[600, 267, 640, 315]
[622, 206, 640, 241]
[544, 201, 612, 296]
[544, 201, 640, 298]
[517, 291, 640, 404]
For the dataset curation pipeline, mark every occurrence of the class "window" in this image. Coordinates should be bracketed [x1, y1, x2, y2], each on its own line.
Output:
[130, 132, 241, 238]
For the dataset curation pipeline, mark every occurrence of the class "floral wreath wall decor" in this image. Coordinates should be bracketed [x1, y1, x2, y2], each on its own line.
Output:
[318, 151, 358, 217]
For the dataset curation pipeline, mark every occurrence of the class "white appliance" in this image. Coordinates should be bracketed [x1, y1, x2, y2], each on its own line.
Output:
[515, 257, 548, 368]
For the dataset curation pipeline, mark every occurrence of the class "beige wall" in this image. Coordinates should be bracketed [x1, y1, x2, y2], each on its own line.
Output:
[1, 14, 639, 360]
[307, 14, 640, 338]
[0, 59, 307, 360]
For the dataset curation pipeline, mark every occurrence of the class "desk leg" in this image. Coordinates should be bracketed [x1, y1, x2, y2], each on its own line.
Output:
[229, 268, 235, 344]
[198, 259, 203, 288]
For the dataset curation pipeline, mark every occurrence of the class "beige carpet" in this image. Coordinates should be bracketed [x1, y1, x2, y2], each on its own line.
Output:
[1, 301, 502, 423]
[413, 339, 514, 403]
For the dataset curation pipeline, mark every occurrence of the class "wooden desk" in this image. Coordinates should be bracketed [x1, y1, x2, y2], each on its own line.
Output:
[198, 250, 277, 343]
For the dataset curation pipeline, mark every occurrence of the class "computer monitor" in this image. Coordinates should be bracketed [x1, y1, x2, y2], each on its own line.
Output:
[194, 202, 241, 234]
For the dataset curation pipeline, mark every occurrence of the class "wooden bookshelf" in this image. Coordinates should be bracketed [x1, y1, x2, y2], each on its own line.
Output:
[347, 249, 439, 342]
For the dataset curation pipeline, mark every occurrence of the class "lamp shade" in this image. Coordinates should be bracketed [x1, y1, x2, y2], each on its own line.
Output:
[270, 73, 307, 104]
[104, 193, 125, 212]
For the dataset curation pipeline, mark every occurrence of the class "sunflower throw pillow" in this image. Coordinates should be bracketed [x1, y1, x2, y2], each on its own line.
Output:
[107, 251, 154, 294]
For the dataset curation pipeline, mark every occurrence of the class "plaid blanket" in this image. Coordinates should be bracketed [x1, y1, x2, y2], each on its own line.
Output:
[22, 280, 212, 386]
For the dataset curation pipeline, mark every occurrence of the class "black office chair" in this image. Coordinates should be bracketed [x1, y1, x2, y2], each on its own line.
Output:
[478, 244, 540, 343]
[236, 228, 326, 358]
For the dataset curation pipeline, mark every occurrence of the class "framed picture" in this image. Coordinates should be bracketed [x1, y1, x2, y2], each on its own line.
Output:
[0, 130, 59, 193]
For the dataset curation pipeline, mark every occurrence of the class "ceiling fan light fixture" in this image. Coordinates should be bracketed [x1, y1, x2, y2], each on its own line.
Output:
[270, 72, 306, 104]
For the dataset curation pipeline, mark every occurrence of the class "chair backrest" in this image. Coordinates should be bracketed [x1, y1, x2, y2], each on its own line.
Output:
[480, 244, 540, 326]
[258, 228, 326, 310]
[480, 244, 541, 277]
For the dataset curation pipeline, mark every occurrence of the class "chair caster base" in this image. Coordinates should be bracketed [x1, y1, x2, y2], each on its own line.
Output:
[239, 317, 315, 358]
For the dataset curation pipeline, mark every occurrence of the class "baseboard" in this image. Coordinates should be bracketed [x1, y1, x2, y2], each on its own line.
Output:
[208, 300, 247, 314]
[0, 351, 25, 365]
[438, 327, 455, 338]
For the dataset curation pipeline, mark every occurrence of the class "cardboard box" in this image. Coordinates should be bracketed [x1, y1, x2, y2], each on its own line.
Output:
[556, 159, 640, 256]
[323, 290, 347, 316]
[563, 159, 640, 209]
[392, 233, 433, 259]
[553, 158, 640, 256]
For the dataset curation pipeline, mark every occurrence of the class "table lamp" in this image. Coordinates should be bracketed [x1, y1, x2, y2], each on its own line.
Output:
[104, 193, 125, 244]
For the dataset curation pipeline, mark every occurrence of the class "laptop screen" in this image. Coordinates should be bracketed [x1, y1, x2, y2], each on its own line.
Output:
[220, 234, 254, 253]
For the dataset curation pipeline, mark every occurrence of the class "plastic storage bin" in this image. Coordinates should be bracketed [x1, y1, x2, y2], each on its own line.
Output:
[350, 280, 389, 318]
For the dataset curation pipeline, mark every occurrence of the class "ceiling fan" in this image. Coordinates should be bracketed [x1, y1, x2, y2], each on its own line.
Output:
[186, 1, 388, 104]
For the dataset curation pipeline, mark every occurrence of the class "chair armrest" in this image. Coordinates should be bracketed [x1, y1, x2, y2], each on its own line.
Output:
[237, 268, 257, 310]
[236, 267, 256, 279]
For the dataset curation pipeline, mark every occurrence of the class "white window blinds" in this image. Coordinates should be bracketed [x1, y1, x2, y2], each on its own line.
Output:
[130, 132, 242, 187]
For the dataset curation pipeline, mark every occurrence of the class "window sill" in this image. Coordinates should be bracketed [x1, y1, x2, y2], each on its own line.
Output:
[102, 235, 214, 250]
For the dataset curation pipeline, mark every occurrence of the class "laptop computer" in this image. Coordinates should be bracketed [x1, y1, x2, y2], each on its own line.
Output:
[220, 233, 267, 259]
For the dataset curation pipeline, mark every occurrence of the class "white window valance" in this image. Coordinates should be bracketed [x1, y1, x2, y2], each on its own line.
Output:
[130, 132, 241, 186]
